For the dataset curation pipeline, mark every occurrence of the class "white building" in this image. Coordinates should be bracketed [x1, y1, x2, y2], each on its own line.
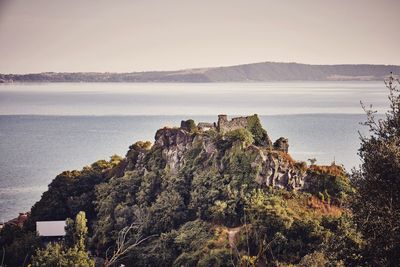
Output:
[36, 221, 66, 237]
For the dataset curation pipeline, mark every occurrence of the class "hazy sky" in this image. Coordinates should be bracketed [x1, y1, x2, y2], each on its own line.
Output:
[0, 0, 399, 73]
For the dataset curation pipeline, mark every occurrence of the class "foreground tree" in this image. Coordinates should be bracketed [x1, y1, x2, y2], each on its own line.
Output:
[351, 73, 400, 265]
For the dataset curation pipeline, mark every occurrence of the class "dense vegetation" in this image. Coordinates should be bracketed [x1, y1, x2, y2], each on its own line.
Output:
[32, 211, 94, 266]
[1, 78, 400, 266]
[350, 74, 400, 265]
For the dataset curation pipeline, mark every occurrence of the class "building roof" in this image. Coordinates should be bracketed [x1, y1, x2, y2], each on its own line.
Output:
[5, 212, 29, 228]
[36, 221, 66, 236]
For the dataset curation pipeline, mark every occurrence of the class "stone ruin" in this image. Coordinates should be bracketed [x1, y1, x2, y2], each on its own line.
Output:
[181, 114, 289, 153]
[217, 114, 250, 133]
[197, 122, 215, 131]
[194, 114, 253, 133]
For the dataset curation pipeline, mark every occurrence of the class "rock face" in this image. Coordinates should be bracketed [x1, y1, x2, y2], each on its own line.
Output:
[124, 115, 307, 190]
[154, 128, 195, 173]
[255, 151, 306, 189]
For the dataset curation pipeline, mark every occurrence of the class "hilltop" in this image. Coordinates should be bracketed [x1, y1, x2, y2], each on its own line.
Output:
[0, 114, 360, 266]
[1, 62, 399, 83]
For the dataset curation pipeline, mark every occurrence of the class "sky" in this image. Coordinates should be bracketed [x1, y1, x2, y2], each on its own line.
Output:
[0, 0, 399, 73]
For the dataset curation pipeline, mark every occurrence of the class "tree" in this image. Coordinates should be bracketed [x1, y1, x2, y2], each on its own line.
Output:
[246, 114, 272, 147]
[64, 211, 89, 251]
[0, 230, 41, 267]
[32, 211, 94, 267]
[74, 211, 89, 251]
[308, 158, 317, 166]
[224, 128, 254, 148]
[104, 209, 156, 267]
[104, 222, 156, 267]
[351, 73, 400, 265]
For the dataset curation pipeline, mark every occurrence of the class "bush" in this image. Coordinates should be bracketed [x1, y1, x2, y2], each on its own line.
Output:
[246, 114, 271, 147]
[224, 128, 254, 147]
[181, 119, 197, 133]
[305, 165, 353, 204]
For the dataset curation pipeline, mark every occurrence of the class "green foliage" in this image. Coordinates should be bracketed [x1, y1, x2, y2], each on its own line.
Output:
[244, 189, 294, 236]
[298, 251, 328, 267]
[144, 146, 166, 170]
[0, 229, 41, 267]
[0, 223, 24, 246]
[64, 217, 75, 248]
[320, 215, 364, 265]
[7, 114, 361, 266]
[148, 190, 187, 234]
[25, 157, 118, 231]
[246, 114, 271, 147]
[232, 189, 360, 266]
[351, 75, 400, 265]
[72, 211, 89, 250]
[32, 211, 94, 267]
[182, 119, 198, 133]
[131, 220, 233, 267]
[109, 154, 123, 166]
[129, 140, 152, 151]
[86, 126, 357, 265]
[224, 128, 254, 147]
[91, 173, 144, 252]
[32, 242, 64, 267]
[306, 166, 353, 204]
[32, 242, 94, 267]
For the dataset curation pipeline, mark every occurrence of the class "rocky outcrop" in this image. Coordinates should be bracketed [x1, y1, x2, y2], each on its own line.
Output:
[245, 145, 305, 189]
[122, 115, 308, 190]
[126, 141, 152, 174]
[154, 128, 195, 173]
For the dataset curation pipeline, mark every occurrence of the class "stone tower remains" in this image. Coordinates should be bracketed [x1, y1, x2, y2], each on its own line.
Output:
[217, 114, 249, 133]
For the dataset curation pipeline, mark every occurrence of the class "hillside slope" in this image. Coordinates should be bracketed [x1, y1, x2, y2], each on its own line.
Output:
[0, 115, 361, 266]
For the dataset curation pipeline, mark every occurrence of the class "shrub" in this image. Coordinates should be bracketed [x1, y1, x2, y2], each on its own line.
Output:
[246, 114, 271, 147]
[224, 128, 254, 147]
[181, 119, 197, 133]
[305, 165, 353, 204]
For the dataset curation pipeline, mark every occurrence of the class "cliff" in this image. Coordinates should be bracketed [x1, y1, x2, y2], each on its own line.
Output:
[0, 114, 357, 266]
[148, 115, 303, 189]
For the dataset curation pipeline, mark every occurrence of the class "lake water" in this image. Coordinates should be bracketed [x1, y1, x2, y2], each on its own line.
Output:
[0, 82, 389, 221]
[0, 82, 389, 115]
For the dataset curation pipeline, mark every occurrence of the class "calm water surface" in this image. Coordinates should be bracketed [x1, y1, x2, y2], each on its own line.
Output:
[0, 82, 389, 115]
[0, 82, 389, 221]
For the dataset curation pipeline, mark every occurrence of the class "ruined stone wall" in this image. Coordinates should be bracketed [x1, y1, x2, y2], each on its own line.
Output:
[197, 122, 216, 131]
[217, 115, 249, 133]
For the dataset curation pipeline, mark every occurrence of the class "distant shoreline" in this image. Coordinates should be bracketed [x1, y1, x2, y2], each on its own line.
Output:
[1, 61, 399, 83]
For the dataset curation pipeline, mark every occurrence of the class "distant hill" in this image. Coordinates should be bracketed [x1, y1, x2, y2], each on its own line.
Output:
[1, 62, 400, 82]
